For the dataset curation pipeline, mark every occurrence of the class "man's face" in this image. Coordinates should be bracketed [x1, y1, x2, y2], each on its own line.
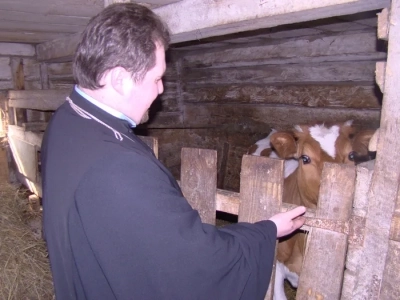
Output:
[123, 44, 166, 124]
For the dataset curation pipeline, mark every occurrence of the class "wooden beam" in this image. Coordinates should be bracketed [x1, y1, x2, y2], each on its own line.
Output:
[182, 31, 384, 68]
[183, 103, 381, 130]
[183, 85, 382, 109]
[377, 8, 390, 40]
[36, 34, 81, 62]
[0, 42, 35, 56]
[22, 122, 48, 132]
[160, 0, 390, 44]
[352, 0, 400, 297]
[8, 89, 70, 111]
[36, 0, 390, 62]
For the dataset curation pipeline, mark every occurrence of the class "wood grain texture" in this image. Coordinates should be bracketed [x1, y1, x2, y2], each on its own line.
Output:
[8, 89, 69, 110]
[183, 84, 382, 108]
[239, 155, 283, 300]
[183, 61, 377, 85]
[180, 147, 217, 225]
[183, 103, 381, 130]
[182, 30, 382, 68]
[353, 1, 400, 297]
[297, 163, 356, 299]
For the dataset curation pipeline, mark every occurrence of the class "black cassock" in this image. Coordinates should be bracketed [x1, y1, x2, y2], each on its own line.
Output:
[42, 88, 277, 300]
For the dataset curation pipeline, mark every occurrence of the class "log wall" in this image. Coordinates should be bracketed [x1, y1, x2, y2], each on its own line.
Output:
[144, 18, 385, 191]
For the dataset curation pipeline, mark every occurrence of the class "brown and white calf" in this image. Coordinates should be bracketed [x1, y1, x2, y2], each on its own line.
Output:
[247, 121, 374, 300]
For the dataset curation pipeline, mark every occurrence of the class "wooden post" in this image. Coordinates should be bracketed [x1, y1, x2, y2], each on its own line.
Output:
[297, 163, 356, 299]
[180, 147, 217, 225]
[238, 154, 284, 300]
[352, 1, 400, 298]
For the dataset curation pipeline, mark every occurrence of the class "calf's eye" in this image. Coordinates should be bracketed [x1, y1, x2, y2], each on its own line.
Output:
[300, 155, 311, 164]
[348, 151, 356, 161]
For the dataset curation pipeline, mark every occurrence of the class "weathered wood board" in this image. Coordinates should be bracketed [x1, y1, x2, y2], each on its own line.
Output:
[180, 148, 217, 225]
[297, 163, 356, 299]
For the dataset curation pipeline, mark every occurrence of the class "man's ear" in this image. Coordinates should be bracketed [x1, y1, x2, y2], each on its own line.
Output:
[109, 67, 134, 96]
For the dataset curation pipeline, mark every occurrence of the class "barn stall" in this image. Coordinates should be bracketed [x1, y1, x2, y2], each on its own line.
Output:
[1, 0, 399, 299]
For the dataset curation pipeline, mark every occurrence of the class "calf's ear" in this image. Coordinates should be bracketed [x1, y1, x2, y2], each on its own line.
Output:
[270, 132, 297, 159]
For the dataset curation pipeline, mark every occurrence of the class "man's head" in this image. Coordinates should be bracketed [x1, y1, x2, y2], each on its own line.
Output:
[73, 3, 170, 124]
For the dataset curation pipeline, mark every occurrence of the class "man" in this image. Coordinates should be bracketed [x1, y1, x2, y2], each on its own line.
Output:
[42, 3, 306, 300]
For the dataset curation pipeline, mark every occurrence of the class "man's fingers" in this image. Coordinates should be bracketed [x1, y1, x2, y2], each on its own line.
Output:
[286, 206, 306, 220]
[292, 216, 306, 230]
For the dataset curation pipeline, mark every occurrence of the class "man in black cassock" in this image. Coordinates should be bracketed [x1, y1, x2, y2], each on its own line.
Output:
[41, 3, 306, 300]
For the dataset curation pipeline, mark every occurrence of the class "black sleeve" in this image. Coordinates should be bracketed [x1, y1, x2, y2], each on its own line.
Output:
[73, 151, 277, 300]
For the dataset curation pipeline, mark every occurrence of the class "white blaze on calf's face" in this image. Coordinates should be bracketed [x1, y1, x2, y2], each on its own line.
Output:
[308, 124, 340, 159]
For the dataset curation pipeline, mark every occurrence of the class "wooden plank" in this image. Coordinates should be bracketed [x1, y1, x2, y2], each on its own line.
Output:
[238, 155, 283, 300]
[175, 17, 378, 52]
[0, 20, 84, 34]
[377, 8, 390, 41]
[138, 135, 159, 159]
[183, 84, 381, 109]
[8, 89, 70, 110]
[8, 135, 39, 182]
[353, 0, 400, 297]
[36, 0, 390, 61]
[183, 61, 376, 85]
[239, 155, 283, 222]
[182, 31, 381, 68]
[0, 10, 92, 26]
[341, 161, 374, 299]
[15, 171, 42, 198]
[8, 125, 43, 148]
[0, 0, 103, 17]
[22, 122, 48, 132]
[297, 163, 356, 299]
[0, 57, 12, 80]
[183, 103, 381, 130]
[37, 34, 82, 62]
[40, 63, 50, 89]
[157, 0, 390, 44]
[183, 52, 387, 69]
[0, 31, 68, 44]
[10, 57, 25, 90]
[145, 111, 183, 128]
[375, 62, 386, 93]
[0, 42, 35, 56]
[180, 148, 217, 225]
[105, 0, 180, 8]
[381, 240, 400, 299]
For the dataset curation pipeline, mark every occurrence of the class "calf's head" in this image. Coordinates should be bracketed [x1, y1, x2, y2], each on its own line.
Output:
[269, 121, 364, 207]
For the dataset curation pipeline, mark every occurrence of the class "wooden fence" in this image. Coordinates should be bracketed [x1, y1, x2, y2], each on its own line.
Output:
[178, 146, 385, 299]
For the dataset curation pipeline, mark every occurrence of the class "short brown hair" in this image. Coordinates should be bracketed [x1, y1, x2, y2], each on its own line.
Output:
[73, 3, 170, 89]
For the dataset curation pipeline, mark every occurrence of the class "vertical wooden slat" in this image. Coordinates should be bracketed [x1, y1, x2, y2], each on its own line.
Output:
[341, 161, 374, 300]
[40, 62, 49, 90]
[297, 163, 356, 299]
[138, 135, 159, 159]
[377, 8, 390, 41]
[180, 147, 217, 225]
[353, 1, 400, 298]
[239, 154, 284, 300]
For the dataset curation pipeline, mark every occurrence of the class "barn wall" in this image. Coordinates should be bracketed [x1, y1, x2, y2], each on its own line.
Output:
[143, 17, 385, 192]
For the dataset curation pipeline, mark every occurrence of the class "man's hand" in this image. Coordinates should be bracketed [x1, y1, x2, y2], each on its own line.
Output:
[269, 206, 306, 238]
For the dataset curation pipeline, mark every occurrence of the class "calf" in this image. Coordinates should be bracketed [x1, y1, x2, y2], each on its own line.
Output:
[248, 121, 374, 300]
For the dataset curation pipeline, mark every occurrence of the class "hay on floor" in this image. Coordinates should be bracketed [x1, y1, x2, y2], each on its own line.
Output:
[0, 182, 54, 300]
